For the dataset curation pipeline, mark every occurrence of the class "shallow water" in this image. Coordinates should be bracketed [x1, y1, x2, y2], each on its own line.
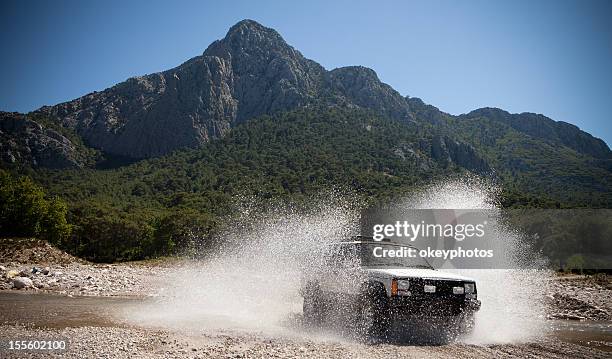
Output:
[0, 292, 133, 329]
[1, 292, 610, 352]
[547, 319, 612, 352]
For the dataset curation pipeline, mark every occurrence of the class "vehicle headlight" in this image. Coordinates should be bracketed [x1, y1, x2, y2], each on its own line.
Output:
[464, 283, 475, 294]
[397, 279, 410, 291]
[391, 278, 411, 296]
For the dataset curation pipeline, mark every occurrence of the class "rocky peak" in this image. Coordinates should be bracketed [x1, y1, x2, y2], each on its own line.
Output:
[27, 20, 436, 159]
[330, 66, 380, 81]
[220, 19, 287, 52]
[203, 19, 310, 68]
[327, 66, 412, 121]
[26, 19, 609, 166]
[201, 20, 325, 123]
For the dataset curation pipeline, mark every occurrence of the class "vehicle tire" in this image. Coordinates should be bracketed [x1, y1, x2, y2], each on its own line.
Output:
[357, 285, 390, 340]
[438, 313, 474, 343]
[458, 312, 475, 335]
[303, 285, 324, 328]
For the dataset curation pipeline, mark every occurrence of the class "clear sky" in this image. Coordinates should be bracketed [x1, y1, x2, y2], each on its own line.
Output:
[1, 0, 611, 145]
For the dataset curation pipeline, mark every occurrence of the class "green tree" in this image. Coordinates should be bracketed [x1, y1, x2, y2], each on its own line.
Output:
[0, 170, 71, 244]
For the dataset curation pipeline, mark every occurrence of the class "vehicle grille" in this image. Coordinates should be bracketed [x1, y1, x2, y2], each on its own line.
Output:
[409, 278, 472, 296]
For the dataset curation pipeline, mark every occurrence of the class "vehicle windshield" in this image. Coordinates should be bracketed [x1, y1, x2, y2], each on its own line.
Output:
[358, 243, 433, 269]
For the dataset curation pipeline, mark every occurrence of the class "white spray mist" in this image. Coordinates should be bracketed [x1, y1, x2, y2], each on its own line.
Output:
[406, 177, 551, 344]
[123, 178, 551, 344]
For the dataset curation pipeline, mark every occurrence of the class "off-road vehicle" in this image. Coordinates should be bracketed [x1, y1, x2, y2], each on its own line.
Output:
[301, 237, 481, 340]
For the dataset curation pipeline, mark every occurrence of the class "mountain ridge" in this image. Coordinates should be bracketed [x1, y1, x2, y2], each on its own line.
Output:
[26, 19, 415, 159]
[0, 19, 609, 169]
[1, 19, 610, 262]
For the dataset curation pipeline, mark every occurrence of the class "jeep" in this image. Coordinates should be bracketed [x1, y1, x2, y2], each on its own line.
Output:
[301, 237, 481, 340]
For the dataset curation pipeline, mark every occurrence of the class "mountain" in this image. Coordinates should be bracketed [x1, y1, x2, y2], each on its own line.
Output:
[33, 20, 413, 159]
[2, 19, 608, 166]
[0, 112, 98, 168]
[26, 106, 611, 262]
[460, 107, 610, 159]
[1, 19, 611, 261]
[0, 19, 609, 203]
[407, 97, 611, 160]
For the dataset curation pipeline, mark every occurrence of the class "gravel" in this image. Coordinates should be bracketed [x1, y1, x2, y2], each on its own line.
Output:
[0, 324, 609, 359]
[2, 249, 612, 322]
[3, 260, 611, 321]
[1, 240, 611, 357]
[0, 262, 161, 297]
[546, 274, 612, 321]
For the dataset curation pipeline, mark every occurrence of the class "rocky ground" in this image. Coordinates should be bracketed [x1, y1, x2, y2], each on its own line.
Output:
[0, 324, 609, 359]
[0, 239, 162, 297]
[546, 274, 612, 321]
[2, 239, 611, 321]
[0, 262, 161, 297]
[0, 239, 610, 358]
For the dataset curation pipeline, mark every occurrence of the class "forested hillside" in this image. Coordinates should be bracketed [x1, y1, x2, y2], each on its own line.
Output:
[0, 107, 600, 261]
[1, 19, 610, 262]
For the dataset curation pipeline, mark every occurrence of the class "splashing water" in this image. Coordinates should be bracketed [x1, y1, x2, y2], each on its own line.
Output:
[123, 192, 361, 335]
[404, 177, 551, 344]
[122, 178, 551, 344]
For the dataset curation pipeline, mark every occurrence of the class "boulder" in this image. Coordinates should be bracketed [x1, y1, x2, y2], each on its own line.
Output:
[12, 277, 33, 289]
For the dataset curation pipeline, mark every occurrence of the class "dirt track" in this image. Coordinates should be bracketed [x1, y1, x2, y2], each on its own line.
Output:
[0, 291, 610, 359]
[0, 323, 609, 359]
[1, 240, 611, 358]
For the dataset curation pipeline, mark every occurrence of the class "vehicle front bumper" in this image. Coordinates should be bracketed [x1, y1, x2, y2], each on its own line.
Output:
[389, 295, 481, 317]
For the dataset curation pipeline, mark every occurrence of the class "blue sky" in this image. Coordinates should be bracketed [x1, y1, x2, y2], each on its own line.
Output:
[1, 0, 611, 145]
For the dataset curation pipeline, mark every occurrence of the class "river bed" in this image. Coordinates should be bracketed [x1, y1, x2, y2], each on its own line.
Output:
[1, 292, 610, 353]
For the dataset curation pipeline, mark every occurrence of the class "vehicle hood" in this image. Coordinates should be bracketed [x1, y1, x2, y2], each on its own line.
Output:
[366, 268, 475, 282]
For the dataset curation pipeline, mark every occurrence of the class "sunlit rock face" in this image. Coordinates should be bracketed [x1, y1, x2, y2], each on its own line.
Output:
[36, 20, 413, 159]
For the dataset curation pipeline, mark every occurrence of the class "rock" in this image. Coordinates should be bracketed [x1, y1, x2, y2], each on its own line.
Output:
[430, 135, 491, 173]
[32, 20, 413, 160]
[0, 112, 87, 168]
[42, 267, 50, 275]
[0, 265, 6, 272]
[12, 277, 33, 289]
[6, 270, 19, 279]
[328, 66, 412, 121]
[32, 267, 41, 274]
[463, 107, 610, 159]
